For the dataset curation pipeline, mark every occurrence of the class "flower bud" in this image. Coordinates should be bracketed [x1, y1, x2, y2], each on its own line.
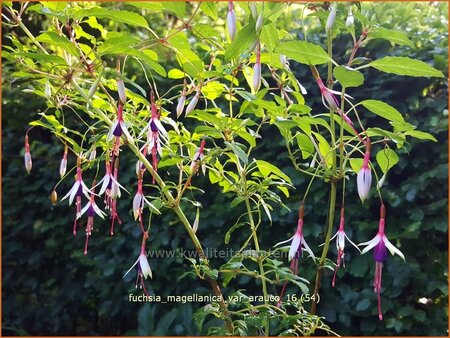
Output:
[117, 79, 126, 104]
[345, 8, 354, 27]
[89, 148, 97, 161]
[192, 207, 200, 233]
[24, 135, 32, 174]
[326, 4, 338, 33]
[51, 190, 58, 205]
[357, 167, 372, 202]
[227, 1, 236, 41]
[377, 174, 386, 189]
[176, 94, 186, 118]
[280, 54, 287, 69]
[185, 90, 200, 115]
[253, 62, 261, 92]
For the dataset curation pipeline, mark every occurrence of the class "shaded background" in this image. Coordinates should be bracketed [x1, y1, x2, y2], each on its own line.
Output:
[2, 1, 448, 336]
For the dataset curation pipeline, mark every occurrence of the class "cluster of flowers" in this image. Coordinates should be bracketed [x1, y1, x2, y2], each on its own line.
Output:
[22, 2, 406, 321]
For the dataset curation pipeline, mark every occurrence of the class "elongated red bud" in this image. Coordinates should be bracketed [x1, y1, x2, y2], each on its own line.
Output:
[24, 135, 32, 174]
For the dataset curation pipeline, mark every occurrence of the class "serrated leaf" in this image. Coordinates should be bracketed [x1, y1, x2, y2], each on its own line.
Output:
[360, 99, 405, 123]
[369, 56, 444, 78]
[36, 32, 80, 57]
[333, 66, 364, 88]
[274, 40, 331, 65]
[376, 148, 399, 174]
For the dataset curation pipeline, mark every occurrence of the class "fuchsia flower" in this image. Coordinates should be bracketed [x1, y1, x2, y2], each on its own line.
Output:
[330, 208, 360, 287]
[96, 161, 127, 204]
[24, 135, 32, 174]
[132, 175, 155, 233]
[190, 139, 206, 175]
[108, 103, 133, 143]
[124, 237, 153, 295]
[61, 163, 92, 235]
[227, 1, 236, 41]
[79, 188, 106, 255]
[357, 140, 372, 203]
[140, 92, 168, 183]
[253, 41, 261, 91]
[276, 203, 315, 306]
[310, 66, 364, 143]
[359, 204, 405, 321]
[176, 87, 186, 118]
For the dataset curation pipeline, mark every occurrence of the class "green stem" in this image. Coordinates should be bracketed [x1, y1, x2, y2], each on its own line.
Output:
[244, 196, 270, 336]
[311, 180, 337, 315]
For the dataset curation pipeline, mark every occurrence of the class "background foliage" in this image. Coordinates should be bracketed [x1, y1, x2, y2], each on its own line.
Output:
[2, 1, 448, 336]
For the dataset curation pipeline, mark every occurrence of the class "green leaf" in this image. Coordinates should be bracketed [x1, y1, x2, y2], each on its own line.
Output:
[74, 8, 149, 29]
[376, 148, 399, 174]
[355, 298, 371, 311]
[367, 27, 415, 48]
[200, 2, 218, 21]
[168, 69, 185, 79]
[36, 32, 80, 57]
[225, 22, 257, 61]
[333, 66, 364, 88]
[296, 133, 314, 159]
[128, 2, 163, 11]
[349, 158, 363, 174]
[404, 130, 438, 142]
[369, 56, 444, 78]
[97, 36, 139, 55]
[255, 160, 292, 184]
[274, 40, 331, 65]
[260, 22, 279, 54]
[360, 99, 405, 123]
[18, 52, 67, 65]
[224, 141, 248, 165]
[162, 2, 186, 17]
[130, 50, 167, 77]
[313, 132, 333, 168]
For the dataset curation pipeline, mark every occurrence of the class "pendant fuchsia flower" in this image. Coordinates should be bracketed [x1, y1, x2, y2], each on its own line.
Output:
[330, 208, 360, 287]
[359, 204, 405, 321]
[124, 235, 153, 295]
[357, 139, 372, 203]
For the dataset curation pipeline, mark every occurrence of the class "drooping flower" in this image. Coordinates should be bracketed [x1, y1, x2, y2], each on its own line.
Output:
[140, 91, 168, 183]
[79, 187, 106, 255]
[109, 159, 123, 235]
[227, 1, 236, 41]
[276, 203, 315, 306]
[359, 204, 405, 321]
[96, 161, 128, 205]
[255, 11, 264, 35]
[59, 144, 68, 178]
[108, 103, 133, 143]
[310, 66, 364, 143]
[133, 175, 153, 233]
[253, 41, 261, 91]
[24, 135, 32, 174]
[190, 139, 207, 175]
[357, 139, 372, 203]
[61, 161, 93, 235]
[124, 235, 153, 295]
[330, 208, 361, 287]
[176, 83, 187, 118]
